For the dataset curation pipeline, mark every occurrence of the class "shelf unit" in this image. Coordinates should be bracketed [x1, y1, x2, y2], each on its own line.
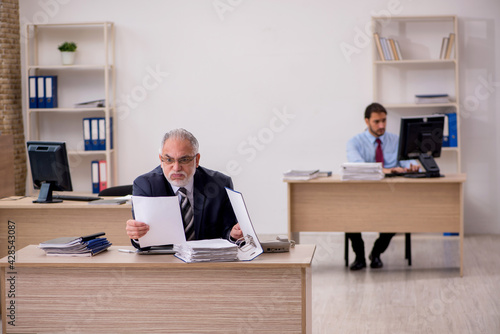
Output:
[24, 22, 116, 193]
[372, 15, 461, 173]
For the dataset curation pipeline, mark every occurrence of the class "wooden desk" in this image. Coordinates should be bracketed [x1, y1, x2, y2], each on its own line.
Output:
[1, 244, 315, 333]
[0, 197, 133, 258]
[286, 173, 466, 275]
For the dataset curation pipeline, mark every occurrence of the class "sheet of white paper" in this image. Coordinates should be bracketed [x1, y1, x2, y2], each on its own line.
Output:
[225, 188, 263, 261]
[132, 196, 186, 248]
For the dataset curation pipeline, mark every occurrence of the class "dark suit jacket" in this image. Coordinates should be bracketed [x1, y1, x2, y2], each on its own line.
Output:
[131, 165, 237, 246]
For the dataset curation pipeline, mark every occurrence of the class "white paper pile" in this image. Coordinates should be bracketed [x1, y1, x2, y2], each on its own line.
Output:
[174, 239, 239, 263]
[340, 162, 384, 181]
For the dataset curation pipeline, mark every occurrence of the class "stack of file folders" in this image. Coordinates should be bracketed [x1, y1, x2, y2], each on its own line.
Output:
[173, 239, 239, 263]
[341, 162, 384, 181]
[38, 232, 111, 257]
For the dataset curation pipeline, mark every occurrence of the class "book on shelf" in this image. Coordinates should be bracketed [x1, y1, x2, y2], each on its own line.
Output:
[374, 34, 402, 61]
[373, 33, 385, 61]
[444, 33, 455, 59]
[439, 37, 449, 59]
[74, 99, 105, 108]
[415, 94, 450, 104]
[38, 232, 111, 256]
[283, 169, 319, 180]
[441, 112, 457, 147]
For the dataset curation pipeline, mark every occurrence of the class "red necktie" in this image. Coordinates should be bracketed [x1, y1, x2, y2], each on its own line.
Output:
[375, 138, 384, 166]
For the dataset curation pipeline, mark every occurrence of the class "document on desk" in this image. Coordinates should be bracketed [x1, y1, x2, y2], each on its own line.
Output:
[132, 196, 186, 248]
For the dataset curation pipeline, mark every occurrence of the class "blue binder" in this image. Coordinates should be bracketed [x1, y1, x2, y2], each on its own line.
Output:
[37, 76, 45, 108]
[83, 118, 92, 151]
[44, 76, 58, 108]
[98, 118, 106, 150]
[29, 76, 37, 108]
[90, 118, 99, 150]
[91, 160, 100, 194]
[447, 113, 457, 147]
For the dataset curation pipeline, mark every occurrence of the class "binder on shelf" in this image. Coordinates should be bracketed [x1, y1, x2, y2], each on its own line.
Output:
[99, 160, 107, 192]
[442, 113, 450, 147]
[83, 118, 92, 151]
[91, 160, 100, 194]
[447, 113, 457, 147]
[90, 118, 99, 150]
[389, 39, 399, 60]
[440, 37, 449, 59]
[44, 76, 58, 108]
[29, 76, 37, 108]
[37, 76, 46, 108]
[98, 118, 106, 150]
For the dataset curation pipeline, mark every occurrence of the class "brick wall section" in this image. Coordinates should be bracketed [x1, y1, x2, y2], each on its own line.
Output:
[0, 0, 26, 195]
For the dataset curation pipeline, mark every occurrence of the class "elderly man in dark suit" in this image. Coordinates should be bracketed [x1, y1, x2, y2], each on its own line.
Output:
[126, 128, 242, 245]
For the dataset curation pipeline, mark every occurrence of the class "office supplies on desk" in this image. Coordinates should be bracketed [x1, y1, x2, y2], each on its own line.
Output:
[283, 169, 319, 181]
[341, 162, 384, 181]
[88, 198, 127, 205]
[174, 239, 239, 262]
[52, 194, 102, 201]
[225, 188, 263, 261]
[38, 232, 111, 256]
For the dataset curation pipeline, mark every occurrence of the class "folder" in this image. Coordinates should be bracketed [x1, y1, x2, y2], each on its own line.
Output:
[90, 118, 99, 150]
[109, 117, 113, 149]
[29, 76, 37, 108]
[91, 160, 99, 194]
[447, 113, 457, 147]
[98, 118, 106, 150]
[37, 76, 46, 108]
[44, 76, 58, 108]
[83, 118, 92, 151]
[98, 160, 107, 191]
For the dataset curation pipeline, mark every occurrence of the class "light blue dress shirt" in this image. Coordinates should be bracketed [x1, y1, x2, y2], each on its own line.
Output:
[346, 130, 414, 169]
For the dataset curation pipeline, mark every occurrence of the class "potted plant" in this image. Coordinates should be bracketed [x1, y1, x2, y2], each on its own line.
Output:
[58, 41, 77, 65]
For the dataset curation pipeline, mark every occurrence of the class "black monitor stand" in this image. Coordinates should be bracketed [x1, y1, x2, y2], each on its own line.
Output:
[33, 182, 63, 203]
[405, 153, 442, 178]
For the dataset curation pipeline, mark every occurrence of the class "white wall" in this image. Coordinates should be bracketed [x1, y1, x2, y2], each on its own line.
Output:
[19, 0, 500, 234]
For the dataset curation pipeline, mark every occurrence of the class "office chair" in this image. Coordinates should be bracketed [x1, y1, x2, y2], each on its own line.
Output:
[344, 233, 412, 267]
[98, 184, 133, 197]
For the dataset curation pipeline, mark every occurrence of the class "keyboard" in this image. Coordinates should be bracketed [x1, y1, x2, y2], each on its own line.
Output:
[384, 172, 428, 178]
[52, 195, 102, 202]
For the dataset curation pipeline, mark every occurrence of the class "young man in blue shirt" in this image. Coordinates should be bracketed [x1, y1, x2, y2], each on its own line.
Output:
[346, 103, 419, 270]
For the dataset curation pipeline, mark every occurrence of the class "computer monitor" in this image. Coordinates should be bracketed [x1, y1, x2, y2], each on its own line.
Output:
[397, 115, 445, 178]
[27, 141, 73, 203]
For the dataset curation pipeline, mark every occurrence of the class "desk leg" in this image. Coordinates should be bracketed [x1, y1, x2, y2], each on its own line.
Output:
[459, 183, 464, 277]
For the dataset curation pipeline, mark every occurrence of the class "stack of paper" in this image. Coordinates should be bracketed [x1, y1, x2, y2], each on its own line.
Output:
[38, 232, 111, 256]
[341, 162, 384, 181]
[283, 169, 319, 181]
[174, 239, 239, 263]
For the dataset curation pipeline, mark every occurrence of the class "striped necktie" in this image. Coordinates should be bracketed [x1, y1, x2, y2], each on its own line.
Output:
[178, 187, 194, 240]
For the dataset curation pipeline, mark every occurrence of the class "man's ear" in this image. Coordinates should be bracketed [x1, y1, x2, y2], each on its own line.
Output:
[195, 153, 200, 167]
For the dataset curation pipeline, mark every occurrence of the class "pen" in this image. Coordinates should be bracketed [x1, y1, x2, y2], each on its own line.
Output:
[118, 249, 136, 253]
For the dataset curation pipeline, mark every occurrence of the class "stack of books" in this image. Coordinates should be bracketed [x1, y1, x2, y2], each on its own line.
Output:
[174, 239, 239, 263]
[373, 33, 403, 61]
[283, 169, 319, 181]
[439, 33, 455, 59]
[38, 232, 111, 257]
[341, 162, 384, 181]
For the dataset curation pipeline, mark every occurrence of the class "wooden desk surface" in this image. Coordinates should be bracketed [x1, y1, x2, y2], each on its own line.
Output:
[1, 244, 315, 269]
[0, 195, 132, 209]
[284, 173, 466, 184]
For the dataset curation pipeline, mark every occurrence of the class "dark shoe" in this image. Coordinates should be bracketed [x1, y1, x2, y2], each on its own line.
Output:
[349, 259, 367, 271]
[369, 253, 383, 269]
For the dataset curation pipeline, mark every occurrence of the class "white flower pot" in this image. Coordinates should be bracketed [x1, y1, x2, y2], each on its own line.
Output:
[61, 51, 76, 65]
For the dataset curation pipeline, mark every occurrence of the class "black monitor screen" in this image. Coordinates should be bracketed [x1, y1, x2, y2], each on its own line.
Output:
[27, 141, 73, 203]
[397, 115, 445, 177]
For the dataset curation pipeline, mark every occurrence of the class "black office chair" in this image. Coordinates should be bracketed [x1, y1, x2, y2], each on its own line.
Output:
[98, 184, 133, 197]
[344, 233, 412, 267]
